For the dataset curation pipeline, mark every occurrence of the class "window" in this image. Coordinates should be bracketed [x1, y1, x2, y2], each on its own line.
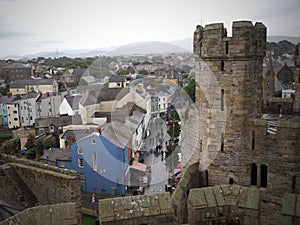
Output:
[251, 163, 257, 186]
[221, 89, 224, 111]
[267, 81, 270, 88]
[78, 158, 84, 168]
[225, 41, 229, 54]
[229, 178, 234, 184]
[251, 131, 255, 151]
[92, 139, 96, 145]
[221, 133, 224, 152]
[261, 164, 268, 188]
[77, 147, 83, 154]
[13, 118, 18, 121]
[221, 60, 225, 71]
[92, 152, 97, 172]
[13, 110, 17, 114]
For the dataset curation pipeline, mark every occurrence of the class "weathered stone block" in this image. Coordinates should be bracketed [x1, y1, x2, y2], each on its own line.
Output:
[159, 193, 173, 214]
[213, 186, 225, 206]
[282, 193, 296, 216]
[99, 199, 114, 218]
[203, 187, 217, 207]
[246, 188, 259, 210]
[188, 188, 207, 209]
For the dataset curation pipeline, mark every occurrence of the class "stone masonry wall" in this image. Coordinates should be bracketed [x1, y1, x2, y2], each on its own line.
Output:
[0, 203, 77, 225]
[98, 192, 173, 225]
[192, 21, 300, 225]
[0, 154, 82, 224]
[188, 185, 260, 225]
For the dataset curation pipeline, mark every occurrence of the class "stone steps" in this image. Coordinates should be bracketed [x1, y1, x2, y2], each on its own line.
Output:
[4, 166, 38, 208]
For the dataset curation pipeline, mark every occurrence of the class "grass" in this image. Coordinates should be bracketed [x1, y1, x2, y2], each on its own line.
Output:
[82, 215, 96, 225]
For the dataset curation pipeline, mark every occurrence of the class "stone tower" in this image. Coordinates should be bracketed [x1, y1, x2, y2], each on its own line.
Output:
[191, 21, 300, 225]
[262, 53, 275, 108]
[194, 21, 266, 185]
[293, 43, 300, 113]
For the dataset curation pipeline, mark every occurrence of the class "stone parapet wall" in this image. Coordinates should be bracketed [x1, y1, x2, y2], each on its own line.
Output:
[0, 203, 77, 225]
[98, 192, 173, 225]
[172, 163, 205, 225]
[0, 154, 82, 224]
[188, 185, 260, 225]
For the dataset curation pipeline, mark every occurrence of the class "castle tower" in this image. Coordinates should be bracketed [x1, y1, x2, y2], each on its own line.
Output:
[194, 21, 266, 186]
[293, 43, 300, 113]
[192, 21, 300, 225]
[262, 53, 275, 108]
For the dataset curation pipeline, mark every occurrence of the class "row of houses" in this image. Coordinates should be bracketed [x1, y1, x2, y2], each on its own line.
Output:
[0, 74, 177, 195]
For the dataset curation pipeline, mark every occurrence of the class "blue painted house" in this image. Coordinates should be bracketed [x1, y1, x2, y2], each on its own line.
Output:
[68, 132, 128, 195]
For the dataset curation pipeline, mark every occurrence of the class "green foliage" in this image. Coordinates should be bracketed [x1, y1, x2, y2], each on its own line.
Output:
[117, 69, 129, 75]
[25, 134, 35, 149]
[0, 134, 12, 141]
[82, 216, 96, 225]
[44, 56, 95, 69]
[25, 147, 36, 155]
[137, 69, 148, 75]
[266, 40, 295, 57]
[183, 79, 195, 103]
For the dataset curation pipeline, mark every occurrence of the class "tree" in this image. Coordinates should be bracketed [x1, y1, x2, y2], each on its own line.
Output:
[25, 134, 35, 149]
[117, 69, 129, 75]
[183, 79, 195, 102]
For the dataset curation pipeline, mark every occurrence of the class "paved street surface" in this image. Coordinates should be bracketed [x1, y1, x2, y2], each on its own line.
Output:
[141, 117, 171, 194]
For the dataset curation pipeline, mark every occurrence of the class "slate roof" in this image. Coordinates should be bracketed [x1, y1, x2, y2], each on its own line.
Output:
[65, 95, 82, 110]
[80, 76, 96, 84]
[108, 75, 126, 82]
[277, 64, 294, 84]
[40, 147, 71, 162]
[35, 115, 81, 128]
[2, 63, 28, 69]
[0, 95, 18, 104]
[102, 106, 145, 148]
[10, 79, 55, 89]
[79, 88, 129, 106]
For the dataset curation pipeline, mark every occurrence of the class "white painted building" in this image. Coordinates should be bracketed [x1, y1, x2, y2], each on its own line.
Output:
[18, 92, 39, 127]
[59, 95, 82, 116]
[36, 93, 63, 118]
[7, 102, 20, 129]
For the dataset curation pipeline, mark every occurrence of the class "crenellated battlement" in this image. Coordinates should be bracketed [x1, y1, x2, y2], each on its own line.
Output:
[194, 20, 266, 59]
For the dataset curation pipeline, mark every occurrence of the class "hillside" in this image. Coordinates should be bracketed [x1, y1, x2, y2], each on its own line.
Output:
[106, 41, 189, 56]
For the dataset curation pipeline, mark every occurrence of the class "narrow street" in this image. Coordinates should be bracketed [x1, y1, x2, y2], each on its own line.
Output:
[141, 117, 171, 194]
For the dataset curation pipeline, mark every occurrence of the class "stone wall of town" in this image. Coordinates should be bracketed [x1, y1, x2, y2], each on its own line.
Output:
[0, 203, 77, 225]
[98, 192, 173, 225]
[0, 154, 82, 224]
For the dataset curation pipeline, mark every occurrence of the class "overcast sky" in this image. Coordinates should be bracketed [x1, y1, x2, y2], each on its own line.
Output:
[0, 0, 300, 57]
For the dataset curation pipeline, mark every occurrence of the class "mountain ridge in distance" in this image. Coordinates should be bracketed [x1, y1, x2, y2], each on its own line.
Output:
[2, 35, 300, 60]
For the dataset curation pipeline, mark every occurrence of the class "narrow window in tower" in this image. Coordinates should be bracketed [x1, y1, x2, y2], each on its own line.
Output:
[225, 41, 229, 54]
[221, 89, 224, 111]
[292, 175, 296, 191]
[221, 60, 225, 71]
[251, 131, 255, 151]
[261, 164, 268, 188]
[221, 133, 224, 152]
[251, 163, 257, 186]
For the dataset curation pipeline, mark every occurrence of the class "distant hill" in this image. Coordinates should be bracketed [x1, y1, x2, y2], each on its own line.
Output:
[171, 38, 193, 52]
[2, 35, 299, 60]
[266, 40, 295, 56]
[106, 41, 189, 56]
[2, 49, 108, 60]
[267, 36, 300, 44]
